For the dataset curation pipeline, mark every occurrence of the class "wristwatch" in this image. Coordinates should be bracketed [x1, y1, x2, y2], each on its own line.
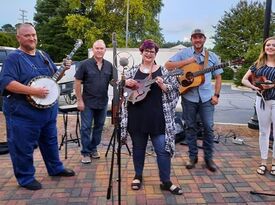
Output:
[214, 93, 220, 98]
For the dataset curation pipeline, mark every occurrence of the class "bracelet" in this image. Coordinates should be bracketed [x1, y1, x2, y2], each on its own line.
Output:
[214, 93, 220, 98]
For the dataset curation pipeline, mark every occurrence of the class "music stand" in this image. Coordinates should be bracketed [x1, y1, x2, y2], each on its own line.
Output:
[58, 104, 80, 159]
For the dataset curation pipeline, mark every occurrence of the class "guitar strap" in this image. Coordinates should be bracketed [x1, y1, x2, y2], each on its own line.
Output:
[148, 68, 153, 79]
[203, 49, 209, 69]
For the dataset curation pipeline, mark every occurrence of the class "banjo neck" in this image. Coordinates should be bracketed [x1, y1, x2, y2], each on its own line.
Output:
[52, 63, 68, 81]
[52, 39, 83, 81]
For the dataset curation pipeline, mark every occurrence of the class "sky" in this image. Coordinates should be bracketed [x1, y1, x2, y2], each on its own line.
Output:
[160, 0, 270, 47]
[0, 0, 273, 48]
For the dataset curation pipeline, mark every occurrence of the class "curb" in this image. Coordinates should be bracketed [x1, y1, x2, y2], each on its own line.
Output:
[215, 122, 248, 126]
[231, 84, 254, 92]
[213, 82, 254, 92]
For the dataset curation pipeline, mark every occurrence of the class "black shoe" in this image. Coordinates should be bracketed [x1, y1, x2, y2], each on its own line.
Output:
[51, 168, 75, 177]
[160, 181, 183, 195]
[21, 179, 42, 190]
[186, 157, 198, 169]
[205, 159, 217, 172]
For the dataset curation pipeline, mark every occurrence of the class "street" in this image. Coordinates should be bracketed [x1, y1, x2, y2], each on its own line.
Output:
[215, 84, 256, 125]
[58, 83, 257, 125]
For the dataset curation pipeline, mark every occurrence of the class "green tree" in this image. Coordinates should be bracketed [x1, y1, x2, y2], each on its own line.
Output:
[212, 1, 275, 82]
[213, 1, 266, 61]
[65, 0, 164, 48]
[234, 43, 262, 85]
[1, 24, 16, 33]
[0, 33, 18, 47]
[34, 0, 84, 62]
[34, 0, 164, 61]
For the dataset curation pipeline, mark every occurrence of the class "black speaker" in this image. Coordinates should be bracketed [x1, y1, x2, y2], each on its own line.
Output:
[0, 142, 9, 155]
[175, 116, 185, 144]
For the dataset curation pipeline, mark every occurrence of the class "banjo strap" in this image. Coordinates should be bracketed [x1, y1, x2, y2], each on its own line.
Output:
[17, 50, 38, 70]
[17, 49, 55, 76]
[38, 50, 55, 75]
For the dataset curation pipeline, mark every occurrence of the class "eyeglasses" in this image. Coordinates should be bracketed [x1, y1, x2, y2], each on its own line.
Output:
[144, 49, 156, 54]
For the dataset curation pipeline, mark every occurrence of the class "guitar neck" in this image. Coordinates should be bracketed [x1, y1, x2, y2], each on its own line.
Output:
[193, 62, 230, 77]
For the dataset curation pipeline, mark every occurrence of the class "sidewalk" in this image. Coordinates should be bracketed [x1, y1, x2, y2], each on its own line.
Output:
[0, 113, 275, 205]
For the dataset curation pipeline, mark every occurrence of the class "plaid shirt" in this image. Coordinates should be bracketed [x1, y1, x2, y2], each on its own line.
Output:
[120, 65, 180, 156]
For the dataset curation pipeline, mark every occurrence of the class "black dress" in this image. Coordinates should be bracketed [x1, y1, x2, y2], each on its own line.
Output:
[127, 67, 165, 135]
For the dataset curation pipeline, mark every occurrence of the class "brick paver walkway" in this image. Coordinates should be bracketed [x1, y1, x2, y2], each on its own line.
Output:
[0, 112, 275, 205]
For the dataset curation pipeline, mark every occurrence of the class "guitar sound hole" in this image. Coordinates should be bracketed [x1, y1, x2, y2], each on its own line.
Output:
[181, 72, 193, 86]
[186, 72, 194, 81]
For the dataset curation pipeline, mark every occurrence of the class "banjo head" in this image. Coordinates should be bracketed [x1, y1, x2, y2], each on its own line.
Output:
[28, 76, 60, 108]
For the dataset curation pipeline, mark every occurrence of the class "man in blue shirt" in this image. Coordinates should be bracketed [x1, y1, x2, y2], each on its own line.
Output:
[165, 28, 223, 172]
[0, 23, 75, 190]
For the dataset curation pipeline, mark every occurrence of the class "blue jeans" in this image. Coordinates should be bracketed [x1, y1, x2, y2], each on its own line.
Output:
[80, 105, 107, 156]
[129, 132, 171, 183]
[3, 99, 64, 186]
[182, 98, 215, 160]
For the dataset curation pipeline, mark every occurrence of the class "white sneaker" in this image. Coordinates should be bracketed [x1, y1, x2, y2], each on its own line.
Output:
[81, 156, 91, 164]
[91, 151, 100, 159]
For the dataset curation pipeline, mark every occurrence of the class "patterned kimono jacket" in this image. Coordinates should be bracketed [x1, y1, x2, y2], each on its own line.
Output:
[120, 64, 180, 156]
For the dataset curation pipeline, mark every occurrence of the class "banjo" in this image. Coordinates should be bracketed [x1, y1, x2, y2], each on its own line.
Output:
[27, 39, 83, 109]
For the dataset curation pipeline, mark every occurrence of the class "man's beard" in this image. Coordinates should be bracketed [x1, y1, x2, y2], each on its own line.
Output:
[23, 43, 36, 52]
[193, 43, 204, 52]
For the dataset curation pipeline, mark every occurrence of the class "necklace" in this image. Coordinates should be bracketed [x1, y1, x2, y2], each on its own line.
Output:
[143, 67, 150, 73]
[142, 64, 154, 74]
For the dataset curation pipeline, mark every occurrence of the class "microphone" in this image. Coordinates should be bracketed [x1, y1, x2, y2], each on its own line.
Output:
[119, 57, 129, 67]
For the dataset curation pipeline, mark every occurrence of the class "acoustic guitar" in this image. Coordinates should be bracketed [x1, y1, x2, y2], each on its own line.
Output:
[124, 69, 183, 104]
[178, 58, 244, 94]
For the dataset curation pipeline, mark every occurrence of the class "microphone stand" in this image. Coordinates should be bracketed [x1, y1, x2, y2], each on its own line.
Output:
[106, 32, 124, 205]
[250, 190, 275, 197]
[106, 32, 118, 203]
[117, 70, 125, 205]
[106, 67, 126, 205]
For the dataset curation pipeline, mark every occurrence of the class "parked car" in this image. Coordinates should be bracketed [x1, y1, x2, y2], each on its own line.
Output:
[0, 46, 16, 68]
[0, 46, 16, 111]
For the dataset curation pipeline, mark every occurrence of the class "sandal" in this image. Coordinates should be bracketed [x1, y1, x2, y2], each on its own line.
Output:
[257, 165, 267, 175]
[270, 164, 275, 176]
[160, 182, 183, 195]
[131, 175, 142, 190]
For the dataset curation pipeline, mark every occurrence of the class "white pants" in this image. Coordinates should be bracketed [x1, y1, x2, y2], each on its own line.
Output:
[256, 96, 275, 160]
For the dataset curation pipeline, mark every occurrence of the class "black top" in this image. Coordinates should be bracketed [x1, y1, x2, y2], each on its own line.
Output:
[127, 67, 165, 135]
[74, 57, 113, 109]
